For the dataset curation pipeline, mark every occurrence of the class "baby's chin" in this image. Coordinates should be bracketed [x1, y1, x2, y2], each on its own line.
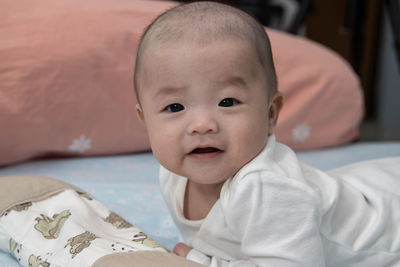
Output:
[184, 169, 238, 187]
[159, 157, 241, 184]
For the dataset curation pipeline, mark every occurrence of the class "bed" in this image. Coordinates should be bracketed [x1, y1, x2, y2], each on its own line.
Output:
[1, 142, 400, 266]
[1, 0, 399, 266]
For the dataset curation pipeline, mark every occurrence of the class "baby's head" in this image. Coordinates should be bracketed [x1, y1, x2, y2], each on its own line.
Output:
[134, 1, 278, 99]
[135, 1, 283, 185]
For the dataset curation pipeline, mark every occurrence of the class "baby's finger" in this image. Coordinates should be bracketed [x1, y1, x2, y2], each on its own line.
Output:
[173, 242, 192, 257]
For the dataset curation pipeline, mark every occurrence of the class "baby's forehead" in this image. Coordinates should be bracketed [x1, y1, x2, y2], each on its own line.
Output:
[137, 36, 266, 88]
[138, 39, 270, 97]
[137, 31, 269, 84]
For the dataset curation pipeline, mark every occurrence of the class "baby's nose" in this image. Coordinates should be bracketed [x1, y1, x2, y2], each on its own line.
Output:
[187, 113, 218, 135]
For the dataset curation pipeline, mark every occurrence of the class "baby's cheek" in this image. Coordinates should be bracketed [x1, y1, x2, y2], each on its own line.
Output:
[151, 142, 179, 172]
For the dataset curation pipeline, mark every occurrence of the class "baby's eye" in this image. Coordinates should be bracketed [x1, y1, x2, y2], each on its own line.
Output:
[165, 103, 185, 113]
[219, 98, 240, 107]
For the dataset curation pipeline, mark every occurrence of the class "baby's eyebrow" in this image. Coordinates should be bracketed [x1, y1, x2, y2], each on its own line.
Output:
[155, 86, 186, 98]
[219, 76, 248, 90]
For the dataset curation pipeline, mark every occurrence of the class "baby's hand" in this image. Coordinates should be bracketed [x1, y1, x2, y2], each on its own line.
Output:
[173, 242, 192, 257]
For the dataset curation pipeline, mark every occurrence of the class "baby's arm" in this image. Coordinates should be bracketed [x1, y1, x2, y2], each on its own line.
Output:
[183, 172, 326, 267]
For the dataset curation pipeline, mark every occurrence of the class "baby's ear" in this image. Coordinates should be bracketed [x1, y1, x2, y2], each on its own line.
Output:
[268, 92, 284, 135]
[136, 104, 145, 122]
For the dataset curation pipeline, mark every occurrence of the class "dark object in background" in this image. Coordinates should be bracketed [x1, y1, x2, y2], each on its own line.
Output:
[385, 0, 400, 71]
[178, 0, 311, 34]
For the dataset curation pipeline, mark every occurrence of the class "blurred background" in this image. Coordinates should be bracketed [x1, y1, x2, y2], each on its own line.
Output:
[179, 0, 400, 141]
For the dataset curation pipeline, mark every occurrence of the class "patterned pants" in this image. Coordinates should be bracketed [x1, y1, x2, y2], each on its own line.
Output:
[0, 189, 167, 267]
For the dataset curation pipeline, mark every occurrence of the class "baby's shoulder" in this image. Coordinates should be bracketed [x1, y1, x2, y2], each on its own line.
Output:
[223, 167, 319, 207]
[232, 162, 313, 191]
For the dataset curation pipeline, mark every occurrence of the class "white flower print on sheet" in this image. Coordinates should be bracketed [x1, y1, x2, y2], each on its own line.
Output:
[292, 124, 311, 143]
[69, 135, 92, 153]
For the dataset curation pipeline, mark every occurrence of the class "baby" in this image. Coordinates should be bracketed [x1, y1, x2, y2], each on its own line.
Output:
[134, 1, 400, 266]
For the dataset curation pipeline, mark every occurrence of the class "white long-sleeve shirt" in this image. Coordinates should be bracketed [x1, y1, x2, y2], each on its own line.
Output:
[160, 135, 400, 266]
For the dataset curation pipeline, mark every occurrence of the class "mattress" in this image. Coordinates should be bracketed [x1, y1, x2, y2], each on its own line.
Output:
[1, 141, 399, 266]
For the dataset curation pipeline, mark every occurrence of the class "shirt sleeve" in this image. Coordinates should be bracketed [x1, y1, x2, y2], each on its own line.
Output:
[187, 170, 326, 267]
[187, 248, 258, 266]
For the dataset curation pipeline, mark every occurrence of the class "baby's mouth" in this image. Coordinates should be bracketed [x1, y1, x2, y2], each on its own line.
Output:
[191, 147, 221, 153]
[189, 147, 222, 158]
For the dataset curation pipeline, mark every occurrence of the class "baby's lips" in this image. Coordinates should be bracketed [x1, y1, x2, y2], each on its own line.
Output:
[191, 147, 222, 154]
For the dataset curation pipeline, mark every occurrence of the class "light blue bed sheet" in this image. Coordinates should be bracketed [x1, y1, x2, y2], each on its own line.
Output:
[0, 141, 399, 266]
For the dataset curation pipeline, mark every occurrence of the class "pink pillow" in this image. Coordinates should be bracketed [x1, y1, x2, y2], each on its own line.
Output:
[268, 29, 364, 150]
[0, 0, 363, 166]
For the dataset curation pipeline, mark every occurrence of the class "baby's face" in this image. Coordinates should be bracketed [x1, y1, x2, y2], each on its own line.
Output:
[137, 38, 277, 185]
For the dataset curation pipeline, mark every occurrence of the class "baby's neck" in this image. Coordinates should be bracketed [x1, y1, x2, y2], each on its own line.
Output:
[183, 180, 224, 221]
